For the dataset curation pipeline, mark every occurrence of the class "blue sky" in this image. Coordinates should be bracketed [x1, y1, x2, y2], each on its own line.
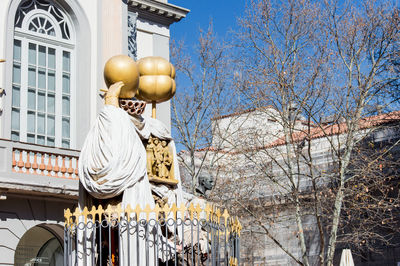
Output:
[168, 1, 246, 148]
[169, 0, 246, 45]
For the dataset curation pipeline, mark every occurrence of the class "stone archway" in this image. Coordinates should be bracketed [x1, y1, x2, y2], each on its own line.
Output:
[14, 223, 64, 266]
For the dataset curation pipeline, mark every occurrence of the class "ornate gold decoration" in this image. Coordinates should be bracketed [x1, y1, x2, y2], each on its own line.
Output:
[145, 136, 178, 185]
[125, 204, 133, 221]
[143, 204, 153, 221]
[64, 208, 72, 226]
[64, 203, 238, 228]
[170, 203, 178, 220]
[229, 257, 238, 266]
[82, 207, 89, 224]
[136, 56, 176, 118]
[64, 203, 241, 265]
[188, 203, 195, 220]
[103, 55, 139, 99]
[222, 209, 230, 227]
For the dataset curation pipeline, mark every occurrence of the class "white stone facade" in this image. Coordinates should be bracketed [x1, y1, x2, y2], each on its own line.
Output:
[0, 0, 188, 264]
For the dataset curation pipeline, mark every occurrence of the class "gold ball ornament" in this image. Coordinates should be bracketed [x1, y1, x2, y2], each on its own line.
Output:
[103, 55, 139, 99]
[136, 56, 176, 103]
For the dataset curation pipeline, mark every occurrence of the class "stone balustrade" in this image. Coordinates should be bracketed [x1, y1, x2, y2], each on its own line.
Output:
[0, 139, 80, 198]
[12, 148, 79, 179]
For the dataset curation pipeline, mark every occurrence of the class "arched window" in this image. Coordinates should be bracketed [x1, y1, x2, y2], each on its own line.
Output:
[12, 0, 74, 148]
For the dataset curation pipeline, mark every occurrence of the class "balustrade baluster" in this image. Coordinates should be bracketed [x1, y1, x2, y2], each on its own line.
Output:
[67, 157, 74, 178]
[39, 153, 46, 175]
[61, 156, 67, 178]
[32, 152, 38, 174]
[17, 149, 24, 173]
[24, 151, 32, 172]
[46, 154, 53, 176]
[12, 149, 17, 169]
[74, 159, 78, 178]
[54, 155, 60, 177]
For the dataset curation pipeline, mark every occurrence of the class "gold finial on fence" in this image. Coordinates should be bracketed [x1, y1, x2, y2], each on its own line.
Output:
[125, 204, 133, 221]
[97, 205, 104, 220]
[134, 204, 142, 221]
[210, 205, 217, 223]
[170, 203, 178, 220]
[222, 209, 230, 227]
[63, 203, 241, 233]
[161, 203, 170, 218]
[205, 204, 212, 221]
[178, 203, 186, 218]
[229, 257, 238, 266]
[104, 204, 114, 222]
[188, 203, 195, 220]
[153, 204, 161, 220]
[232, 218, 237, 234]
[89, 206, 97, 221]
[115, 204, 123, 222]
[216, 208, 221, 224]
[82, 207, 89, 224]
[143, 204, 153, 221]
[73, 207, 81, 221]
[195, 204, 202, 220]
[64, 208, 72, 226]
[237, 218, 242, 236]
[232, 217, 242, 236]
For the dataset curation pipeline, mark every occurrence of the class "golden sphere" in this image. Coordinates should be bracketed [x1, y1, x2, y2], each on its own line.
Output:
[104, 55, 139, 99]
[137, 56, 173, 76]
[136, 56, 176, 103]
[137, 75, 175, 102]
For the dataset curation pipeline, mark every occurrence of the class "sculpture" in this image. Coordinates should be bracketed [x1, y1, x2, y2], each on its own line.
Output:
[196, 173, 215, 196]
[78, 55, 183, 265]
[145, 136, 178, 185]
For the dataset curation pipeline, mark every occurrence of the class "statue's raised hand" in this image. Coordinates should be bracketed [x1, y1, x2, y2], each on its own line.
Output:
[103, 81, 124, 107]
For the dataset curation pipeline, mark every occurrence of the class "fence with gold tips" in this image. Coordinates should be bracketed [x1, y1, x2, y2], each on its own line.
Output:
[63, 203, 241, 265]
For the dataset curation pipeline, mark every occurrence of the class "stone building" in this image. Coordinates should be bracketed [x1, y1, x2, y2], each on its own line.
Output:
[0, 0, 188, 264]
[180, 106, 400, 265]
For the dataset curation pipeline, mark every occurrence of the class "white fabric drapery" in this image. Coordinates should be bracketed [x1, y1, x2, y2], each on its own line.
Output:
[77, 105, 184, 265]
[79, 105, 149, 202]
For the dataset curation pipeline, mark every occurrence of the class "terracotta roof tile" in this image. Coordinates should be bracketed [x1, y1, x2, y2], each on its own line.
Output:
[199, 111, 400, 154]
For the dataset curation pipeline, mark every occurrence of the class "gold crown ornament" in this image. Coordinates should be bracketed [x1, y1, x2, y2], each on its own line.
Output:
[103, 55, 139, 99]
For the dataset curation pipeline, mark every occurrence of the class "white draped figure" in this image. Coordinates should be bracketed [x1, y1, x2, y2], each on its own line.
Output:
[77, 82, 184, 265]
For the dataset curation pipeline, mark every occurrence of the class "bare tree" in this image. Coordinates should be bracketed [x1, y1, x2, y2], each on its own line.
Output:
[335, 128, 400, 260]
[172, 0, 400, 265]
[171, 23, 240, 195]
[192, 0, 400, 265]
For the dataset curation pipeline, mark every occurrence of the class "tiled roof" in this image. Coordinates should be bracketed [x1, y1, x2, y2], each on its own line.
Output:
[267, 111, 400, 148]
[198, 111, 400, 154]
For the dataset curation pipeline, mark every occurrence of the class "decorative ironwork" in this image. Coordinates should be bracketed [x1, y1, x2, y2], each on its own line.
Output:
[15, 0, 71, 40]
[127, 11, 138, 60]
[64, 203, 241, 265]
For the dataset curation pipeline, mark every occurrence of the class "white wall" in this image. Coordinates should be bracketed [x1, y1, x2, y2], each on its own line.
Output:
[136, 17, 172, 131]
[0, 195, 75, 265]
[0, 0, 174, 147]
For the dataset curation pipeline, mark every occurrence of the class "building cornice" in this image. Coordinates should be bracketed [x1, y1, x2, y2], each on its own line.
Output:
[128, 0, 189, 25]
